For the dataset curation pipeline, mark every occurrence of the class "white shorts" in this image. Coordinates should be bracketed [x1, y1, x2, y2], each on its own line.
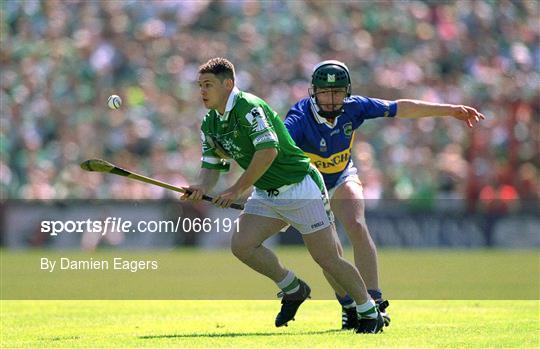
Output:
[243, 168, 334, 234]
[327, 165, 362, 198]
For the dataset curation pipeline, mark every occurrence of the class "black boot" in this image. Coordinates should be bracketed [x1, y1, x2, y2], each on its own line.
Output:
[376, 299, 391, 327]
[356, 308, 385, 334]
[341, 306, 359, 330]
[275, 279, 311, 327]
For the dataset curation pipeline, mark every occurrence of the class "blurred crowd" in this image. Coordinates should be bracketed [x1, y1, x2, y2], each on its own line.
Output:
[2, 0, 539, 212]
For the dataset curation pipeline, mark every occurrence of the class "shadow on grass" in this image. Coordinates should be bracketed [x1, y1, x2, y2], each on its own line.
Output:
[139, 329, 342, 339]
[39, 336, 80, 341]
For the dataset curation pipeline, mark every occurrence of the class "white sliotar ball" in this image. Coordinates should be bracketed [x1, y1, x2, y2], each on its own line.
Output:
[107, 95, 122, 109]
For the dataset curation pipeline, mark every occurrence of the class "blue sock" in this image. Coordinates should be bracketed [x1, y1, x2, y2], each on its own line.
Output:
[335, 293, 355, 308]
[368, 289, 382, 301]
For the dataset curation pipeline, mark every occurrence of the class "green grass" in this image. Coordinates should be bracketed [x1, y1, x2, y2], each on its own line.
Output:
[1, 249, 538, 299]
[1, 300, 538, 348]
[1, 248, 539, 347]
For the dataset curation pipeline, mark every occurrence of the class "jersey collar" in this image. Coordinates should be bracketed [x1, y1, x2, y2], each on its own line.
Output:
[218, 86, 240, 121]
[309, 97, 340, 128]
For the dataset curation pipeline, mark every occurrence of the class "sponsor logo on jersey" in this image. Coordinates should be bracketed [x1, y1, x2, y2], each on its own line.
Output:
[330, 128, 340, 136]
[247, 107, 270, 132]
[305, 148, 351, 174]
[218, 137, 243, 159]
[305, 134, 355, 174]
[254, 132, 277, 146]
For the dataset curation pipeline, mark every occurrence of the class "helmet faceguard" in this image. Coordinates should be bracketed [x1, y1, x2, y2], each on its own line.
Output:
[309, 60, 351, 119]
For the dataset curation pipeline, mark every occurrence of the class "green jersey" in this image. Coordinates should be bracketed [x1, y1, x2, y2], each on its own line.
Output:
[200, 88, 310, 190]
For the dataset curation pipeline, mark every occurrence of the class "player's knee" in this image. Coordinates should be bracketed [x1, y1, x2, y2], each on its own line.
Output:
[343, 217, 370, 236]
[230, 236, 252, 261]
[230, 240, 244, 260]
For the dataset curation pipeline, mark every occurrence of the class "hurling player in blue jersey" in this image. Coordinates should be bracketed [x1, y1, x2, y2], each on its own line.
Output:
[284, 60, 485, 330]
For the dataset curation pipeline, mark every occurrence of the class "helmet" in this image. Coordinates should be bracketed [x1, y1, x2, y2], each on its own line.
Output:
[309, 60, 351, 119]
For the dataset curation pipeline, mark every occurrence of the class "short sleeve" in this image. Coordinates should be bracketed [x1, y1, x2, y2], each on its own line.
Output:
[244, 106, 279, 151]
[352, 96, 397, 120]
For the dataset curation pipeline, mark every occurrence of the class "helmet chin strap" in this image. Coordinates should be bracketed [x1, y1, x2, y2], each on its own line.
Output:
[310, 96, 343, 119]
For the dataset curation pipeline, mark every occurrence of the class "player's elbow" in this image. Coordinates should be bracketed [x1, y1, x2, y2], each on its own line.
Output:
[256, 147, 278, 163]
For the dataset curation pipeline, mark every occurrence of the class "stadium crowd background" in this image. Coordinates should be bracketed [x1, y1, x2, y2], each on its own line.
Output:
[2, 0, 539, 213]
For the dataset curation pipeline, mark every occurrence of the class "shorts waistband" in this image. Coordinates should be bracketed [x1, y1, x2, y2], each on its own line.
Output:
[257, 182, 296, 197]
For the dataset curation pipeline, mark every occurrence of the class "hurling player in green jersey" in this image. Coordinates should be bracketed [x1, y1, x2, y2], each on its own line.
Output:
[181, 58, 384, 333]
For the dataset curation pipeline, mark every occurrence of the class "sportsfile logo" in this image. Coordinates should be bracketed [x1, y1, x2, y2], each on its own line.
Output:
[41, 217, 239, 236]
[42, 217, 144, 236]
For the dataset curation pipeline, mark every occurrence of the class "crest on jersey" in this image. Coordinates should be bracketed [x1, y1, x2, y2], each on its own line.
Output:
[327, 74, 336, 83]
[343, 122, 353, 138]
[320, 138, 327, 152]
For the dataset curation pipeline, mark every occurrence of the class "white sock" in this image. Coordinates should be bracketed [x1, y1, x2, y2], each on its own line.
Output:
[356, 299, 378, 319]
[276, 270, 300, 294]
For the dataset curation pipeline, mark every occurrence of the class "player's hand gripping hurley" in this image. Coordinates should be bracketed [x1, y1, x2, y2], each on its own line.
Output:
[80, 159, 244, 210]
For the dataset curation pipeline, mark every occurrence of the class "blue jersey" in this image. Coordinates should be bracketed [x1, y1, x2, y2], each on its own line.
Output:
[284, 96, 397, 189]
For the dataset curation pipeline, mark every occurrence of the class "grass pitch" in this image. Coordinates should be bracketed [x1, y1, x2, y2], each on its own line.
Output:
[1, 248, 539, 348]
[1, 300, 538, 348]
[1, 248, 538, 299]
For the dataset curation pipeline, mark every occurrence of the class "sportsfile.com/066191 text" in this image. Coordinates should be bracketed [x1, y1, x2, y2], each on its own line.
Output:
[41, 217, 240, 236]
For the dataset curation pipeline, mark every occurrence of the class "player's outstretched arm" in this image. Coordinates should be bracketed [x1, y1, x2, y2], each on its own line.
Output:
[395, 99, 485, 128]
